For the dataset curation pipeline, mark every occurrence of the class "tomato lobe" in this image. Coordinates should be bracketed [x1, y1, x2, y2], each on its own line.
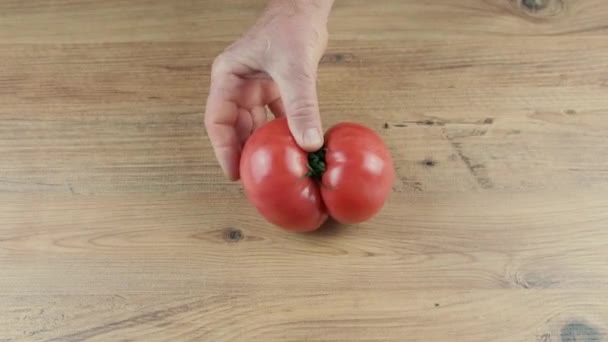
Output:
[321, 123, 395, 224]
[239, 118, 328, 232]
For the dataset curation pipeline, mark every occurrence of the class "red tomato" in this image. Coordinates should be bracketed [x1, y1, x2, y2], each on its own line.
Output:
[240, 117, 394, 232]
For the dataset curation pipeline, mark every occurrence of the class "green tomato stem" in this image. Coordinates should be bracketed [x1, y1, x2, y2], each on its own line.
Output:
[305, 148, 327, 180]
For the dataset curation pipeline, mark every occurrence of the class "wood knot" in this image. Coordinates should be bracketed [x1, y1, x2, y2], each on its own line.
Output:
[383, 122, 407, 129]
[223, 228, 243, 243]
[521, 0, 549, 11]
[517, 0, 564, 17]
[512, 272, 558, 289]
[421, 159, 437, 168]
[561, 322, 601, 342]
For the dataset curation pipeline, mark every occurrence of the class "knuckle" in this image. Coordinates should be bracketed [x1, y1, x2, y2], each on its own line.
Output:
[211, 53, 234, 73]
[211, 50, 241, 77]
[210, 55, 228, 79]
[211, 54, 226, 71]
[289, 101, 318, 120]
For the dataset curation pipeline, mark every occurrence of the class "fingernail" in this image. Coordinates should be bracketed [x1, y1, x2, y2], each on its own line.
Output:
[302, 128, 322, 149]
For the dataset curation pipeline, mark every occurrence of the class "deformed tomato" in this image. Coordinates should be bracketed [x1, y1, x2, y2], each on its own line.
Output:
[240, 117, 394, 232]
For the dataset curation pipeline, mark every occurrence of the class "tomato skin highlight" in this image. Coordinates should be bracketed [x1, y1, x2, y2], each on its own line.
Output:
[239, 118, 328, 232]
[321, 123, 395, 224]
[240, 117, 394, 231]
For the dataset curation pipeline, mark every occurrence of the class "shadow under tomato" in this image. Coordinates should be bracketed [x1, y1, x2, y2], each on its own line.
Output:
[306, 218, 348, 237]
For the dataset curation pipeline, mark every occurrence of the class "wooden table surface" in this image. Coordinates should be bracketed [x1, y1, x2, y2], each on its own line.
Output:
[1, 0, 608, 341]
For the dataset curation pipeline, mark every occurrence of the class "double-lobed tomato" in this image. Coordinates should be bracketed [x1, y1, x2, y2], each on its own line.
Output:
[240, 117, 394, 232]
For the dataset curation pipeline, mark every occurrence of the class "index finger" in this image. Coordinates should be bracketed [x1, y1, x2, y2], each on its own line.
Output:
[204, 68, 241, 181]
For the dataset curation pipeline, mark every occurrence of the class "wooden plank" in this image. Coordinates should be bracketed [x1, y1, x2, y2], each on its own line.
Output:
[1, 192, 607, 295]
[0, 0, 607, 43]
[1, 37, 607, 193]
[1, 0, 607, 341]
[1, 291, 607, 341]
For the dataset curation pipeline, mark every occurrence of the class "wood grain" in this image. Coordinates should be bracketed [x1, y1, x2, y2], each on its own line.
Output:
[1, 0, 607, 341]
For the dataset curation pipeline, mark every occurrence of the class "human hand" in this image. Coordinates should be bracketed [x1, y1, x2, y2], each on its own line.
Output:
[204, 0, 334, 180]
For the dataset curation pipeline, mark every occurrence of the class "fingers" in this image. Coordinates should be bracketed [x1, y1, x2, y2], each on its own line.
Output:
[205, 55, 280, 181]
[268, 97, 285, 118]
[204, 63, 242, 180]
[250, 106, 268, 130]
[204, 99, 241, 180]
[271, 64, 324, 152]
[234, 106, 267, 143]
[236, 77, 282, 109]
[235, 107, 254, 146]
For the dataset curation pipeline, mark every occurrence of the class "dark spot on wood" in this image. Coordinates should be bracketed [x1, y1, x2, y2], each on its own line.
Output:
[561, 322, 601, 342]
[517, 0, 564, 18]
[223, 228, 243, 243]
[565, 109, 577, 115]
[383, 122, 390, 129]
[416, 119, 445, 126]
[421, 159, 437, 167]
[147, 96, 161, 100]
[521, 0, 548, 12]
[434, 303, 440, 307]
[320, 53, 356, 64]
[483, 118, 494, 124]
[393, 123, 408, 128]
[66, 181, 76, 194]
[508, 129, 522, 135]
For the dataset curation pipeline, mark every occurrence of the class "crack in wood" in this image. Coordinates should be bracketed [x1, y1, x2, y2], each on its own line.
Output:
[398, 117, 494, 127]
[449, 142, 493, 189]
[46, 299, 210, 342]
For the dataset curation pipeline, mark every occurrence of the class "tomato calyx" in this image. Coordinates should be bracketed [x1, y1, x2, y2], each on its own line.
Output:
[305, 148, 327, 181]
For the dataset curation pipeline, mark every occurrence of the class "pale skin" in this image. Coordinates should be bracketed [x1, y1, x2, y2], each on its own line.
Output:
[204, 0, 335, 180]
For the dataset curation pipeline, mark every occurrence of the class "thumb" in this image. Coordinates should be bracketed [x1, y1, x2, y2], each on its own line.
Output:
[272, 65, 324, 151]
